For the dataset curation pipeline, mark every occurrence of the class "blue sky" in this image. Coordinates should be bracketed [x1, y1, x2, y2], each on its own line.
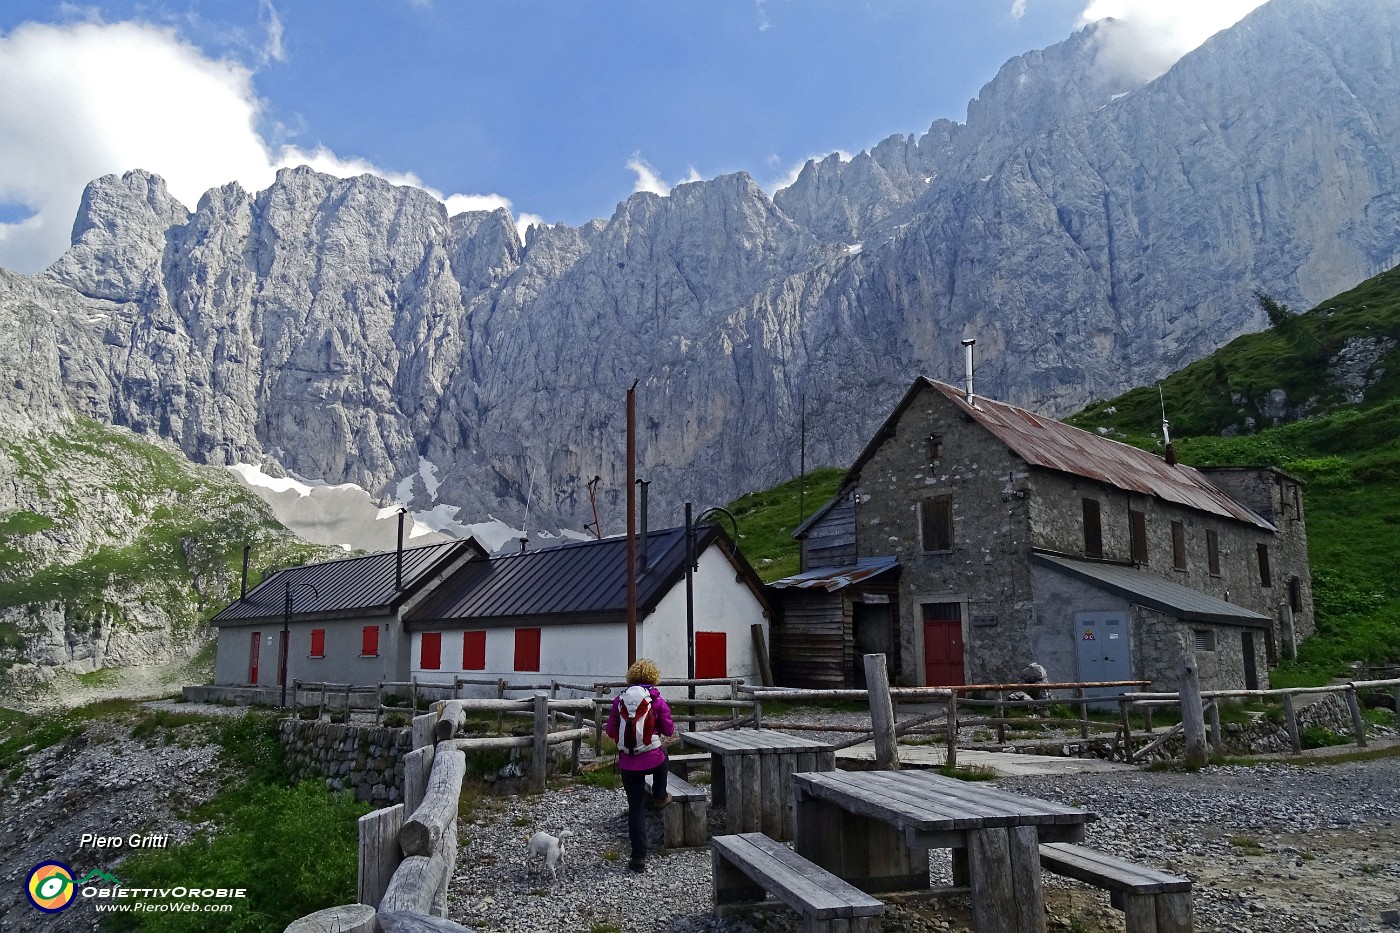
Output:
[0, 1, 1268, 273]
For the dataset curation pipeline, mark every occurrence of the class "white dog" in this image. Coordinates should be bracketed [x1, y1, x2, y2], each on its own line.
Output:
[523, 829, 573, 878]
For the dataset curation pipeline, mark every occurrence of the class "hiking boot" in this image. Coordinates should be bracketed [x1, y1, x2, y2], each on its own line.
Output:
[627, 857, 646, 873]
[648, 794, 672, 810]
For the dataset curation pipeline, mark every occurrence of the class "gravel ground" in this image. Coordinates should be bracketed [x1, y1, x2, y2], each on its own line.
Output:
[447, 751, 1400, 933]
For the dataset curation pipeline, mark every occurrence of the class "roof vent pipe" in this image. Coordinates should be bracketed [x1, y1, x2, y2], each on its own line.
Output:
[961, 338, 976, 406]
[396, 508, 406, 591]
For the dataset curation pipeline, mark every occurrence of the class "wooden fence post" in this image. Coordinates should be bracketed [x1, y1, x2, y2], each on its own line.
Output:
[532, 693, 549, 792]
[357, 803, 403, 908]
[945, 691, 958, 769]
[865, 654, 900, 770]
[1208, 700, 1223, 756]
[571, 710, 584, 775]
[1282, 693, 1302, 754]
[1344, 686, 1368, 748]
[1179, 655, 1208, 768]
[495, 678, 506, 734]
[1118, 697, 1133, 762]
[1075, 686, 1089, 740]
[751, 623, 774, 687]
[995, 693, 1006, 745]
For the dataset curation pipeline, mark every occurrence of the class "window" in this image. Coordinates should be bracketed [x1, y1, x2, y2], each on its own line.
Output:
[1193, 629, 1216, 652]
[1257, 543, 1272, 587]
[921, 495, 953, 552]
[514, 627, 541, 672]
[420, 632, 442, 670]
[1171, 521, 1187, 571]
[1082, 498, 1103, 558]
[1129, 510, 1147, 564]
[1289, 576, 1302, 612]
[309, 628, 326, 659]
[696, 631, 727, 679]
[361, 624, 379, 658]
[926, 434, 943, 463]
[462, 631, 486, 671]
[1206, 530, 1221, 576]
[249, 631, 261, 685]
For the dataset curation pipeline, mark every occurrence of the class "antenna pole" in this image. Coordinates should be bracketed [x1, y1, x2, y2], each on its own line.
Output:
[798, 392, 807, 523]
[626, 380, 638, 667]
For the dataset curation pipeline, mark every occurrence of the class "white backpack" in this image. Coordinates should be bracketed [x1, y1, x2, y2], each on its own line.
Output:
[618, 685, 661, 755]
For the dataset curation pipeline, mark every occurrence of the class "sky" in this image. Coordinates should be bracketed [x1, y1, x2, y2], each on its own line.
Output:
[0, 0, 1271, 274]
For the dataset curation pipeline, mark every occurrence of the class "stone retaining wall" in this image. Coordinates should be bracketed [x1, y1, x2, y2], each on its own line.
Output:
[279, 719, 412, 803]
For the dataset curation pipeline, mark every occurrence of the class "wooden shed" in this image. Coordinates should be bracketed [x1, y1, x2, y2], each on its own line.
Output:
[769, 556, 901, 688]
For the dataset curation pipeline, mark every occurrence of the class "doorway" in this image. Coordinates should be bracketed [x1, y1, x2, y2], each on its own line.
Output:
[922, 602, 965, 686]
[1242, 631, 1258, 691]
[1075, 611, 1132, 700]
[853, 601, 895, 687]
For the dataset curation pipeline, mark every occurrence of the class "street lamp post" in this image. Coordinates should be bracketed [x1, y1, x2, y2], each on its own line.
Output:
[281, 579, 319, 709]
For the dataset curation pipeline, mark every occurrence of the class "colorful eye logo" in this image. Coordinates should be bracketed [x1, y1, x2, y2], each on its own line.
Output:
[26, 861, 76, 913]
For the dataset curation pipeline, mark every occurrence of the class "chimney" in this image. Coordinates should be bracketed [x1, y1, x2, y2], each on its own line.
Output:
[396, 508, 406, 591]
[961, 338, 976, 405]
[637, 479, 650, 573]
[240, 544, 250, 601]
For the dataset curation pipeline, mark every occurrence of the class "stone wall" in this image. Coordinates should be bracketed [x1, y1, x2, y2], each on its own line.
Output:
[279, 720, 412, 804]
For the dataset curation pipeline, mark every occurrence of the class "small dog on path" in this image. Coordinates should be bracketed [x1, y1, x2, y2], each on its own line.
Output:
[523, 829, 573, 878]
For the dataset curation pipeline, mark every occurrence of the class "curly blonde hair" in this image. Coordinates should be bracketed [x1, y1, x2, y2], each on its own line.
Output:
[626, 658, 661, 686]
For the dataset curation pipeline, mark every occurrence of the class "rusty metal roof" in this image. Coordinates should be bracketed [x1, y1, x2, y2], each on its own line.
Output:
[1032, 552, 1271, 625]
[211, 539, 483, 625]
[404, 524, 773, 628]
[881, 379, 1272, 530]
[770, 556, 900, 592]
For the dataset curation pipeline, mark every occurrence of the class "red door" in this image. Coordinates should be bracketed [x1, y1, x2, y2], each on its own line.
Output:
[922, 603, 965, 686]
[249, 631, 261, 685]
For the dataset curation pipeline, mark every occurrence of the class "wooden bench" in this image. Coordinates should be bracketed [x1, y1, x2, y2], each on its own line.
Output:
[1039, 842, 1193, 933]
[666, 751, 710, 777]
[651, 772, 709, 848]
[712, 832, 884, 933]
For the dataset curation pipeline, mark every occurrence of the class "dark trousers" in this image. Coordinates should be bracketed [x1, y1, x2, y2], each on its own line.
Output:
[619, 759, 668, 859]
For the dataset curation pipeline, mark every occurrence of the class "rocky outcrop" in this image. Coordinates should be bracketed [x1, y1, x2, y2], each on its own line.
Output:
[3, 0, 1400, 535]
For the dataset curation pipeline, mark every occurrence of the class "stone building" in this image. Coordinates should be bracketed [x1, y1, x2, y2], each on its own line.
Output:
[780, 377, 1313, 693]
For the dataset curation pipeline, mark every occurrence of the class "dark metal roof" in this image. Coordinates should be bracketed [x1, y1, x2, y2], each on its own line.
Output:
[847, 378, 1273, 531]
[405, 524, 771, 628]
[1031, 552, 1271, 626]
[211, 539, 483, 625]
[770, 556, 900, 592]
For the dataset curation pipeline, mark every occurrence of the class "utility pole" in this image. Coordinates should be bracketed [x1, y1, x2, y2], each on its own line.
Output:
[626, 380, 638, 667]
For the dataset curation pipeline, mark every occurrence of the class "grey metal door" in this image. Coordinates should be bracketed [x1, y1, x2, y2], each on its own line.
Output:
[1075, 611, 1132, 699]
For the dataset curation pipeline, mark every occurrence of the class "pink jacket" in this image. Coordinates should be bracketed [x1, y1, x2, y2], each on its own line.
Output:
[605, 685, 675, 771]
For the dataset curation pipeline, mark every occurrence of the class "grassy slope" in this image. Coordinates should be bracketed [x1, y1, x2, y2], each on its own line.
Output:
[1068, 268, 1400, 684]
[0, 416, 335, 678]
[726, 466, 846, 582]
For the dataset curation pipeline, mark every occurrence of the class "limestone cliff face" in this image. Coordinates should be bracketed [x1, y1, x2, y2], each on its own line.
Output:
[4, 0, 1400, 534]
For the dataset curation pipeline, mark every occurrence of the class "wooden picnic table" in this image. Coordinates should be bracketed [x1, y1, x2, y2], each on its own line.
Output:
[791, 769, 1096, 933]
[680, 728, 835, 839]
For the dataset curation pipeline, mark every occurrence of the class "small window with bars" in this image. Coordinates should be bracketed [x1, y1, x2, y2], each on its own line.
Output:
[921, 495, 953, 552]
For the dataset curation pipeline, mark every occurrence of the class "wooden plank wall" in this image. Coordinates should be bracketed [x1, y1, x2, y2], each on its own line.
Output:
[800, 496, 857, 570]
[773, 591, 848, 688]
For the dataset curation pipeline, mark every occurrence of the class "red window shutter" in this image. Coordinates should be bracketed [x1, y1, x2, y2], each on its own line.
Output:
[420, 632, 442, 670]
[514, 628, 541, 672]
[462, 631, 486, 670]
[310, 629, 326, 658]
[696, 631, 727, 679]
[362, 625, 379, 657]
[249, 631, 261, 684]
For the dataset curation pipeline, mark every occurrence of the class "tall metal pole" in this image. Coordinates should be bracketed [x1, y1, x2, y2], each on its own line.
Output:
[626, 380, 638, 667]
[798, 392, 807, 524]
[684, 503, 696, 717]
[281, 581, 292, 709]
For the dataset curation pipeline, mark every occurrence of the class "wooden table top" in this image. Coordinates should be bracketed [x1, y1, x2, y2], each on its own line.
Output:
[680, 728, 834, 755]
[791, 769, 1096, 832]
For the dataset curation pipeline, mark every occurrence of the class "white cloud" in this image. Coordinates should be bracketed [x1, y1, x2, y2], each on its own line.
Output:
[1010, 0, 1028, 19]
[0, 19, 528, 273]
[1076, 0, 1269, 83]
[257, 0, 285, 64]
[626, 153, 671, 196]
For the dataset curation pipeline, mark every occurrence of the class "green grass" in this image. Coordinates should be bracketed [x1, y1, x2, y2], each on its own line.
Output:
[725, 466, 846, 582]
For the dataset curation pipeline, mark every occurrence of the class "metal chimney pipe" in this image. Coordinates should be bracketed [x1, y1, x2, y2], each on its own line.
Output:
[1159, 384, 1178, 466]
[961, 338, 976, 405]
[396, 508, 406, 591]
